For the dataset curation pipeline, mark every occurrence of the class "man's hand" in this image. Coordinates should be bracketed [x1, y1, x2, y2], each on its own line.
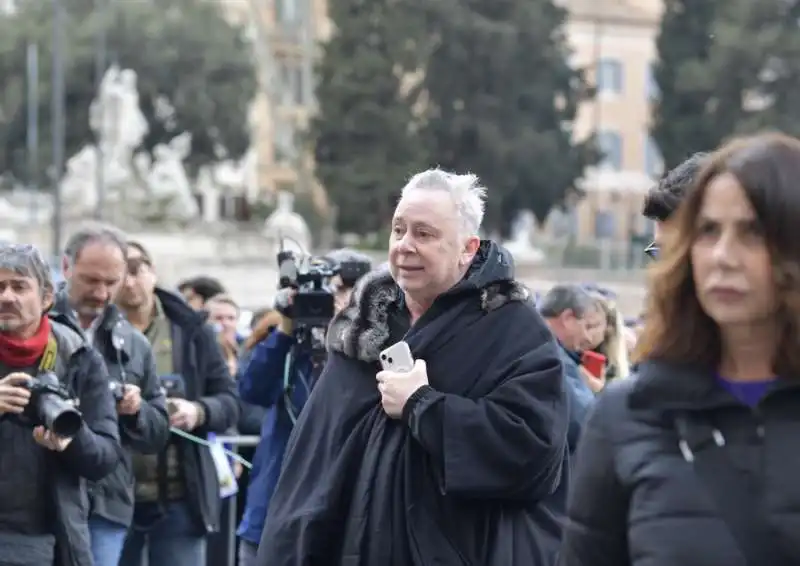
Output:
[117, 384, 142, 416]
[579, 365, 606, 393]
[275, 289, 297, 335]
[0, 373, 32, 415]
[376, 359, 429, 419]
[168, 398, 201, 431]
[33, 425, 73, 452]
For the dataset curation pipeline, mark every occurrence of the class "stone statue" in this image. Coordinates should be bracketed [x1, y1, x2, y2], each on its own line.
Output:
[89, 66, 149, 163]
[263, 191, 312, 254]
[62, 65, 199, 222]
[503, 210, 545, 263]
[62, 66, 150, 215]
[60, 146, 99, 211]
[139, 132, 199, 221]
[212, 149, 258, 196]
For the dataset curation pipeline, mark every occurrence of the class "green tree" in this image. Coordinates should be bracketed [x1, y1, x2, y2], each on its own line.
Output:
[707, 0, 800, 136]
[0, 0, 257, 183]
[418, 0, 597, 235]
[310, 0, 426, 235]
[651, 0, 723, 168]
[653, 0, 800, 167]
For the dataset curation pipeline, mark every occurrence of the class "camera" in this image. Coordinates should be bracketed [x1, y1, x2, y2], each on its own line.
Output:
[338, 259, 372, 289]
[277, 249, 372, 329]
[108, 380, 125, 402]
[278, 250, 337, 328]
[13, 372, 83, 438]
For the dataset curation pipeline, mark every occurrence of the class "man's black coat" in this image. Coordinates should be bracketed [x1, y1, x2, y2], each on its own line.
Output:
[32, 317, 121, 566]
[154, 288, 240, 534]
[51, 288, 170, 529]
[257, 241, 569, 566]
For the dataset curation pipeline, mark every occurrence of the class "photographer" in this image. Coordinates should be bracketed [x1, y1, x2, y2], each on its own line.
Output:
[52, 225, 170, 566]
[0, 243, 121, 566]
[236, 249, 371, 566]
[115, 242, 239, 566]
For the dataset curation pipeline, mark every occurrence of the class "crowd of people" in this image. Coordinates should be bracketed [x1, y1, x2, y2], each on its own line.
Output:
[0, 131, 797, 566]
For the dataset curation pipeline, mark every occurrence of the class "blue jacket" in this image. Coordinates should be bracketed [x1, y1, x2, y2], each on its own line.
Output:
[559, 345, 596, 455]
[236, 330, 313, 545]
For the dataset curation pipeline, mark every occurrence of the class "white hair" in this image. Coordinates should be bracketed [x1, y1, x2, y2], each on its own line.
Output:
[400, 168, 487, 236]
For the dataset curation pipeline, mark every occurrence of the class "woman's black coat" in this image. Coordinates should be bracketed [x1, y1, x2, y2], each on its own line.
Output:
[559, 360, 800, 566]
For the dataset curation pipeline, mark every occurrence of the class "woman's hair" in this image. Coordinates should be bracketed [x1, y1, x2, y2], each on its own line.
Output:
[243, 308, 282, 352]
[634, 132, 800, 375]
[591, 295, 630, 380]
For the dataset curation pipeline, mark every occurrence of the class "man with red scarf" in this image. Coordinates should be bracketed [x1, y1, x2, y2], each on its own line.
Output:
[0, 243, 121, 566]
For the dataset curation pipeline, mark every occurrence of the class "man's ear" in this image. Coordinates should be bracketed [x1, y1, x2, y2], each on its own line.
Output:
[60, 255, 70, 277]
[460, 236, 481, 266]
[42, 288, 54, 313]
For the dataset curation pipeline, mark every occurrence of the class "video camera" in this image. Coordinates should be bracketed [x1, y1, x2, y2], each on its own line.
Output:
[12, 372, 82, 438]
[278, 250, 338, 328]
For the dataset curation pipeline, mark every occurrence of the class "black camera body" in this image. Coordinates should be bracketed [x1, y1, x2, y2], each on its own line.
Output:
[14, 372, 83, 438]
[159, 373, 186, 399]
[278, 251, 337, 328]
[108, 380, 125, 402]
[338, 259, 371, 288]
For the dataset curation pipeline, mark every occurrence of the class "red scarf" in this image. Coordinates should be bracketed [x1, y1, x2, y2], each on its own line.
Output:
[0, 316, 52, 368]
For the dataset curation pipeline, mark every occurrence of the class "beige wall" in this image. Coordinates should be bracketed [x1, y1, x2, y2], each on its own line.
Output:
[559, 0, 663, 243]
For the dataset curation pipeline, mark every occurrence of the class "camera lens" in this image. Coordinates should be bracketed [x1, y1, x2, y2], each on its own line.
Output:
[388, 357, 393, 364]
[381, 354, 386, 360]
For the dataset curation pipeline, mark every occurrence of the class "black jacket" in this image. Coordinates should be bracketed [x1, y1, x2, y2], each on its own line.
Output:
[51, 289, 170, 528]
[559, 361, 800, 566]
[44, 317, 122, 566]
[258, 241, 569, 566]
[155, 288, 240, 533]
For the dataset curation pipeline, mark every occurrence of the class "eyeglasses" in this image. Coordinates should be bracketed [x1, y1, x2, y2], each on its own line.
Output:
[644, 241, 659, 260]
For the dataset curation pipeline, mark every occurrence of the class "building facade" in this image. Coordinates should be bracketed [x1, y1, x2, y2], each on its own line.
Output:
[557, 0, 663, 244]
[219, 0, 327, 201]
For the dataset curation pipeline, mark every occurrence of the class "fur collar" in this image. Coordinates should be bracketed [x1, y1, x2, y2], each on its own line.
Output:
[326, 267, 530, 362]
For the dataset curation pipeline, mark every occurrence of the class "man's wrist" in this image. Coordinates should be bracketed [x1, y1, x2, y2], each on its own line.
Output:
[192, 401, 207, 428]
[402, 385, 435, 425]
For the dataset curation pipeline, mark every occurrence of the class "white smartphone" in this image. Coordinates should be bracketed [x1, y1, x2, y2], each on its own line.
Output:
[379, 341, 415, 372]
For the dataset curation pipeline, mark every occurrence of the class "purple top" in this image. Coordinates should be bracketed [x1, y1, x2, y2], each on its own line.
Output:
[716, 375, 776, 407]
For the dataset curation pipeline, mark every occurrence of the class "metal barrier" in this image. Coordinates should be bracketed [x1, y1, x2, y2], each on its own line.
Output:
[209, 435, 261, 566]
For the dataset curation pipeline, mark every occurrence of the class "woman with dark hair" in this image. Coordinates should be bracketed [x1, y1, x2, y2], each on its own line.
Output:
[559, 132, 800, 566]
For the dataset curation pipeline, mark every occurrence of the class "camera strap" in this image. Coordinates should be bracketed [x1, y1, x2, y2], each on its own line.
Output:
[38, 335, 58, 373]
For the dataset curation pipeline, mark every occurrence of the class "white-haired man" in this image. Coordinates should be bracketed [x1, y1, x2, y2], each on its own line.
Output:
[257, 169, 569, 565]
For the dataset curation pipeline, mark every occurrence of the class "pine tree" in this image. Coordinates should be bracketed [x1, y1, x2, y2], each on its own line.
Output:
[419, 0, 597, 235]
[310, 0, 425, 235]
[651, 0, 722, 168]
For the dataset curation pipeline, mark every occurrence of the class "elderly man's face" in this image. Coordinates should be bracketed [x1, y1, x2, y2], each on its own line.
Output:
[0, 269, 49, 335]
[389, 190, 479, 302]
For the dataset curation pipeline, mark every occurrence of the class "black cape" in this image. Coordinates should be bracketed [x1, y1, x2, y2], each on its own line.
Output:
[257, 241, 569, 566]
